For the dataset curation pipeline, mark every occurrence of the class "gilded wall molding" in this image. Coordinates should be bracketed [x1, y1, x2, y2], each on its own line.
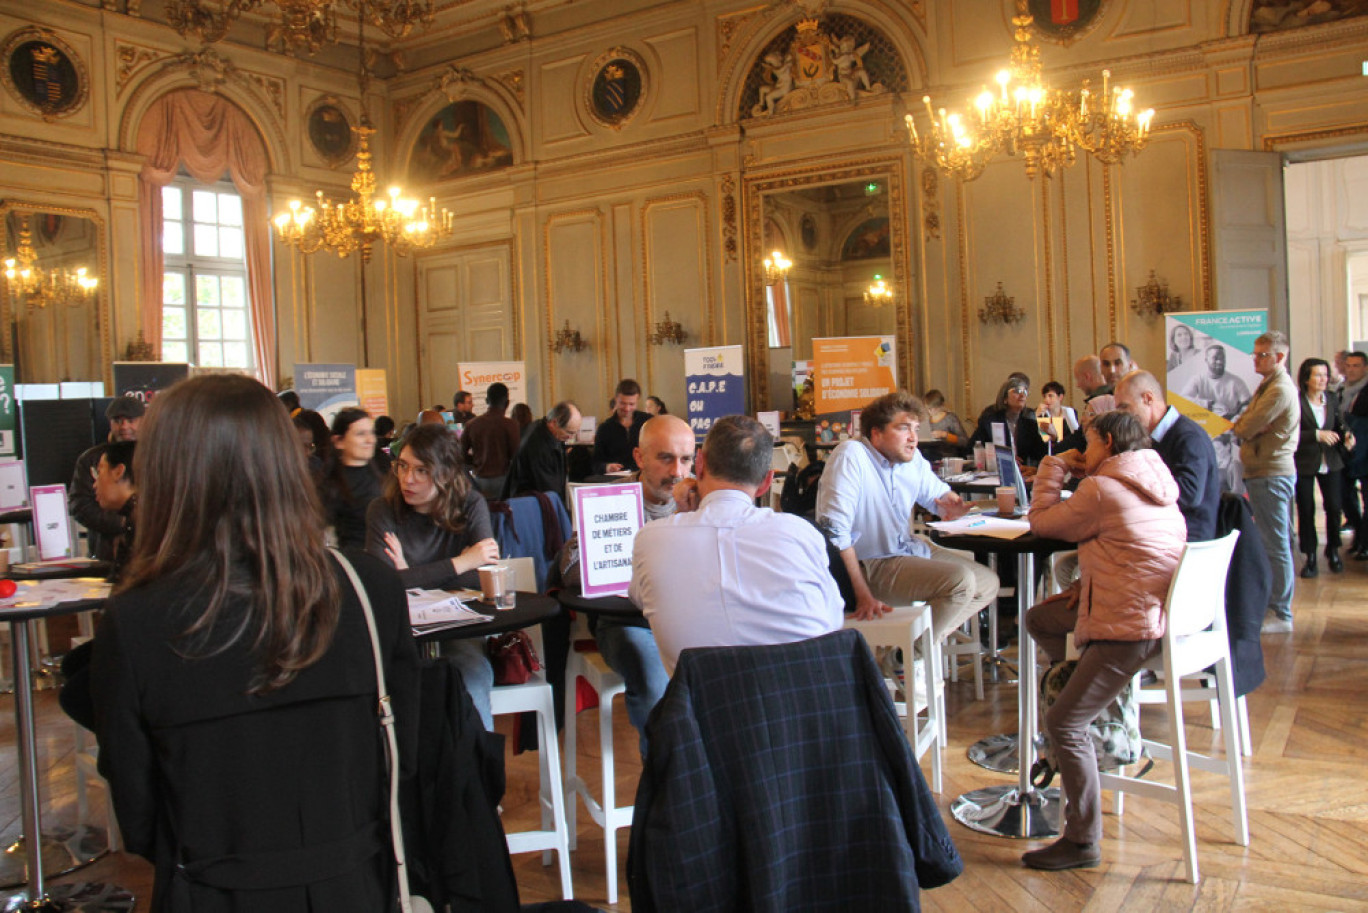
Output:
[1040, 171, 1055, 373]
[720, 173, 738, 262]
[1103, 162, 1118, 340]
[716, 6, 767, 69]
[640, 191, 715, 381]
[1056, 170, 1072, 360]
[541, 207, 607, 395]
[1262, 123, 1368, 152]
[956, 181, 971, 413]
[115, 41, 169, 95]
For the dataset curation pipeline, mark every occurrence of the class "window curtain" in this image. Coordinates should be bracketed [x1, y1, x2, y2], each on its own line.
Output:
[136, 89, 276, 388]
[769, 282, 792, 348]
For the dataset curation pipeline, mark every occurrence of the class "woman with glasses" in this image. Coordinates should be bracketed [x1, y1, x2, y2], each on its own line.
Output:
[970, 373, 1048, 465]
[366, 423, 499, 727]
[91, 375, 418, 911]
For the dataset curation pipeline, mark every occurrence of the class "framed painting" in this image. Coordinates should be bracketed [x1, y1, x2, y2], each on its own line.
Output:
[585, 48, 648, 129]
[409, 101, 514, 182]
[1027, 0, 1104, 43]
[305, 97, 357, 167]
[1, 28, 88, 119]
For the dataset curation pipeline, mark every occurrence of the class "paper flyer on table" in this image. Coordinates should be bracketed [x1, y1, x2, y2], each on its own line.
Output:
[406, 589, 492, 629]
[927, 515, 1031, 539]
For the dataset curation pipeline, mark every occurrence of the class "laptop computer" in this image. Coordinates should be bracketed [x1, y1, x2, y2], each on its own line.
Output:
[992, 444, 1029, 518]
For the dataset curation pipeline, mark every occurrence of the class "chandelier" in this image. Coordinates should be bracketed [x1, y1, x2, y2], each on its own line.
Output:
[648, 311, 687, 347]
[864, 276, 894, 307]
[166, 0, 433, 55]
[979, 281, 1024, 325]
[1130, 270, 1181, 317]
[272, 4, 451, 261]
[3, 214, 99, 310]
[904, 0, 1153, 181]
[762, 250, 792, 287]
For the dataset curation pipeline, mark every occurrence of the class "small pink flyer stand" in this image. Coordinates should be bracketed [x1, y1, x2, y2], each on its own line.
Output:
[574, 482, 645, 598]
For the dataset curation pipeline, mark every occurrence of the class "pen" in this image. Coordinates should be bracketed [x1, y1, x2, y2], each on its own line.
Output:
[966, 519, 987, 528]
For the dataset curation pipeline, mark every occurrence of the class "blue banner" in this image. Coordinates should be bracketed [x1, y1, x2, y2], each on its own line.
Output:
[684, 345, 745, 444]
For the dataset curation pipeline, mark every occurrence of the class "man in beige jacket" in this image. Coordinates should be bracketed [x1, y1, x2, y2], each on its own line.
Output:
[1232, 330, 1299, 632]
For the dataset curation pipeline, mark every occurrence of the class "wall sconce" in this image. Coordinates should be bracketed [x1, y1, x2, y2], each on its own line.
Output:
[979, 281, 1025, 326]
[762, 250, 792, 287]
[648, 310, 687, 347]
[864, 275, 894, 307]
[550, 319, 586, 354]
[1130, 270, 1181, 317]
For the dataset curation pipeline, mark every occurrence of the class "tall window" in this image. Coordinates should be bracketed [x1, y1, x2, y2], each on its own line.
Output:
[161, 178, 254, 369]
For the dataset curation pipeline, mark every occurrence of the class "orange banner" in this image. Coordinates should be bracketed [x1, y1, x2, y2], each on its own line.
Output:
[811, 336, 897, 415]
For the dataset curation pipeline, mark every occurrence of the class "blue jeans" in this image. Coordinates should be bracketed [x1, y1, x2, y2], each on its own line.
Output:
[442, 638, 495, 730]
[593, 619, 669, 758]
[1246, 475, 1295, 621]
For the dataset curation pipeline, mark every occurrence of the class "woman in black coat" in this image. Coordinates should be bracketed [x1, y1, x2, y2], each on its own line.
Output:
[92, 375, 419, 913]
[969, 374, 1048, 465]
[320, 407, 389, 549]
[1293, 357, 1350, 577]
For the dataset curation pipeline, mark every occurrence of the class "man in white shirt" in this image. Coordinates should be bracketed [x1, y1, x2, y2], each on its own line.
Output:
[816, 391, 999, 641]
[631, 415, 843, 675]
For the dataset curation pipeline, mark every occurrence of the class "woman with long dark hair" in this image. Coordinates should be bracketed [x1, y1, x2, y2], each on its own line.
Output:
[1294, 356, 1349, 577]
[321, 408, 387, 550]
[366, 422, 499, 727]
[92, 374, 417, 913]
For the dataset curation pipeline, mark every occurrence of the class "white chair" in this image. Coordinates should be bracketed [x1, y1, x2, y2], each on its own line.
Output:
[490, 672, 574, 899]
[1097, 531, 1248, 884]
[843, 602, 944, 793]
[562, 641, 633, 904]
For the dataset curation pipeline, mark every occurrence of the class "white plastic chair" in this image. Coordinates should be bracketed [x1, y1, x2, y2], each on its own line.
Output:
[843, 602, 944, 793]
[1097, 531, 1248, 884]
[562, 640, 633, 904]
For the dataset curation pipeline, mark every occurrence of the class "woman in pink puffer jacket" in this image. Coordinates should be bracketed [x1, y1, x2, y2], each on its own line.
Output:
[1019, 410, 1186, 873]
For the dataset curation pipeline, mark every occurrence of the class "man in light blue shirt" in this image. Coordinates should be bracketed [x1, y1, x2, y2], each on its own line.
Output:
[631, 415, 843, 674]
[817, 391, 999, 641]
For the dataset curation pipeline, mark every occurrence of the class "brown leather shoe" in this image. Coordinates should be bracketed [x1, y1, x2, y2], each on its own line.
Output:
[1022, 837, 1101, 871]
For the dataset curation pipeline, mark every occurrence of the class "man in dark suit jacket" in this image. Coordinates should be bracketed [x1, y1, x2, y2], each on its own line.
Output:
[501, 401, 581, 503]
[1115, 370, 1220, 541]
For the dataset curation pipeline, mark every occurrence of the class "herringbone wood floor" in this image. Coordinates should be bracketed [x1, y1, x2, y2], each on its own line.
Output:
[7, 566, 1367, 911]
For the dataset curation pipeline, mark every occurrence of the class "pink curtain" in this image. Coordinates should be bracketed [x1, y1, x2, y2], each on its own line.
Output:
[137, 89, 276, 387]
[770, 282, 792, 347]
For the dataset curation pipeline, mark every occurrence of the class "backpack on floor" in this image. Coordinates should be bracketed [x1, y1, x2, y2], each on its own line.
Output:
[1028, 659, 1146, 789]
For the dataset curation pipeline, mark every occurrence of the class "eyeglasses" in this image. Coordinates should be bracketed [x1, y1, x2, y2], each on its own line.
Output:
[1253, 352, 1275, 361]
[393, 459, 431, 480]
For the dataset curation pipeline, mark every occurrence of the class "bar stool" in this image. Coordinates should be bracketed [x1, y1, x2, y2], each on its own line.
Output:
[563, 644, 633, 904]
[843, 602, 943, 793]
[490, 672, 574, 899]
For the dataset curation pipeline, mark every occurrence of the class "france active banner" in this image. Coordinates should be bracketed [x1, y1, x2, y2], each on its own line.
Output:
[1164, 310, 1266, 439]
[684, 345, 745, 444]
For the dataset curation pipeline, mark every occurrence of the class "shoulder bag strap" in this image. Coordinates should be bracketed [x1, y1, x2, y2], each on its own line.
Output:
[330, 549, 414, 913]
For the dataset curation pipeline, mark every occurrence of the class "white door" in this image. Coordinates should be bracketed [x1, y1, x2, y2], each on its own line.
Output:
[1211, 149, 1288, 330]
[416, 245, 514, 407]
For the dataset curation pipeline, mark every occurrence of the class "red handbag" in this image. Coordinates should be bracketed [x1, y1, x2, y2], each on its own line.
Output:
[487, 631, 541, 685]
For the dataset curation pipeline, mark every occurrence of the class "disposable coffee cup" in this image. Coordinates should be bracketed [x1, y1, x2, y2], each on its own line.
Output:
[944, 457, 964, 475]
[996, 486, 1017, 516]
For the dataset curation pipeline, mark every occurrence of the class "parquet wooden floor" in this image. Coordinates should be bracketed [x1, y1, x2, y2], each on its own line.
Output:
[5, 565, 1366, 911]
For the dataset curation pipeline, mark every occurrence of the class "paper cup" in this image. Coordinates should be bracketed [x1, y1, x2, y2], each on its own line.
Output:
[944, 457, 964, 475]
[996, 486, 1016, 515]
[478, 564, 506, 602]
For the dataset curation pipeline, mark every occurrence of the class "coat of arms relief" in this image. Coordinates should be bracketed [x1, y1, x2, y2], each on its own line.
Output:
[751, 18, 886, 117]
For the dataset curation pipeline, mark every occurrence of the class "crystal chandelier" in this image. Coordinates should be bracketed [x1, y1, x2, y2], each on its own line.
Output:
[904, 0, 1153, 181]
[166, 0, 433, 55]
[272, 5, 451, 261]
[762, 250, 792, 287]
[3, 214, 99, 310]
[864, 276, 894, 307]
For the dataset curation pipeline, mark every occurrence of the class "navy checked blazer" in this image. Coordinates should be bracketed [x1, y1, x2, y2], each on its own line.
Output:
[627, 629, 962, 912]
